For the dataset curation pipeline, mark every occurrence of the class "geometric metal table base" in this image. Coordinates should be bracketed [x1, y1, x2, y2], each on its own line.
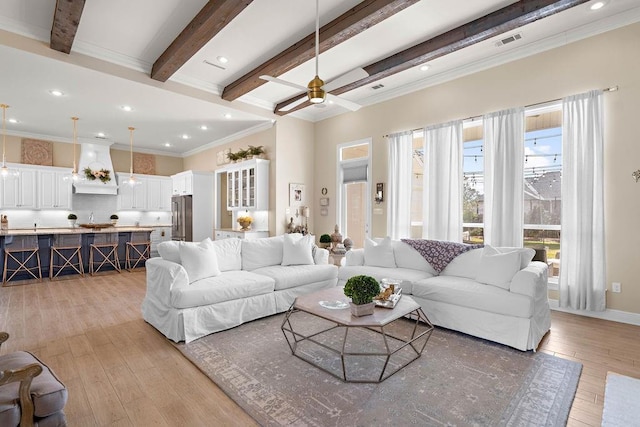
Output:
[281, 288, 434, 383]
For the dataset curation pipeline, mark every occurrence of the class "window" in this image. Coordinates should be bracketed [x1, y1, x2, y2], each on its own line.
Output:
[523, 106, 562, 281]
[410, 131, 424, 238]
[462, 120, 484, 243]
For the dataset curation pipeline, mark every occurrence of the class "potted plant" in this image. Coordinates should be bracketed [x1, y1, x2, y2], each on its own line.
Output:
[67, 213, 77, 228]
[110, 214, 119, 225]
[319, 234, 332, 249]
[248, 145, 265, 159]
[236, 148, 249, 161]
[227, 151, 240, 163]
[343, 275, 380, 317]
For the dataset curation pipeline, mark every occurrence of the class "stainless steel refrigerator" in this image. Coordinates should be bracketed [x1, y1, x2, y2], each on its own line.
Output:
[171, 195, 193, 241]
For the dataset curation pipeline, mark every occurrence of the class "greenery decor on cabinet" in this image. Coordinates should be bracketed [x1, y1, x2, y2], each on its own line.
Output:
[248, 145, 265, 158]
[343, 275, 380, 316]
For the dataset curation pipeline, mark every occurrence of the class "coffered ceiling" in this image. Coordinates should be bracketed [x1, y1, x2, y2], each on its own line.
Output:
[0, 0, 638, 156]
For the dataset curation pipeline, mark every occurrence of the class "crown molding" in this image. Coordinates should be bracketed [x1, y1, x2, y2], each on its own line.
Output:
[181, 120, 275, 158]
[0, 16, 49, 43]
[169, 73, 223, 97]
[110, 143, 182, 157]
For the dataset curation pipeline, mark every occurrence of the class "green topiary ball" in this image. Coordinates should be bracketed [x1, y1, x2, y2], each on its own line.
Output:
[343, 275, 380, 305]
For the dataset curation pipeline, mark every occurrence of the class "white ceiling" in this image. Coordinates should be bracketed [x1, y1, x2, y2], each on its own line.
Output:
[0, 0, 638, 156]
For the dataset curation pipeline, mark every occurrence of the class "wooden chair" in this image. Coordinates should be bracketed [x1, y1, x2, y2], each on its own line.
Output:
[0, 332, 68, 426]
[49, 234, 84, 279]
[89, 232, 121, 275]
[3, 235, 42, 285]
[125, 231, 151, 271]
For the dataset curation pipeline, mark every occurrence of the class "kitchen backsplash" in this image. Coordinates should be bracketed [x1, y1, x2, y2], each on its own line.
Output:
[1, 193, 171, 229]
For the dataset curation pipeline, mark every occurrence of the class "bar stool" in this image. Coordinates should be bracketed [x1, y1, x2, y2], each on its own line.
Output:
[49, 233, 84, 279]
[3, 235, 42, 284]
[125, 231, 151, 271]
[89, 232, 121, 275]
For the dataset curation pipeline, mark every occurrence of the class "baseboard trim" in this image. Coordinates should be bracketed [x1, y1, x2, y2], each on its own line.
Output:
[549, 298, 640, 327]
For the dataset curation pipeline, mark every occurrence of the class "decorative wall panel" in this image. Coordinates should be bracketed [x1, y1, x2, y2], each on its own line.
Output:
[21, 139, 53, 165]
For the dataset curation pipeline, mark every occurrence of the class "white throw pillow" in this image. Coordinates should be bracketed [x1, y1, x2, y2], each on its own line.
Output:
[282, 234, 315, 266]
[179, 239, 220, 283]
[364, 237, 396, 268]
[242, 236, 284, 270]
[392, 240, 437, 275]
[211, 238, 242, 271]
[496, 247, 536, 269]
[440, 248, 483, 279]
[475, 245, 521, 290]
[157, 240, 181, 264]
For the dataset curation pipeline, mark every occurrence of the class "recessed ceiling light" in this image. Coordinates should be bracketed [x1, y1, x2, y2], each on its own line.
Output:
[8, 118, 18, 124]
[224, 113, 232, 119]
[590, 1, 605, 10]
[420, 65, 430, 71]
[164, 143, 172, 147]
[121, 105, 133, 112]
[217, 56, 229, 64]
[96, 132, 106, 138]
[199, 125, 208, 130]
[328, 100, 334, 104]
[49, 89, 64, 97]
[181, 134, 190, 140]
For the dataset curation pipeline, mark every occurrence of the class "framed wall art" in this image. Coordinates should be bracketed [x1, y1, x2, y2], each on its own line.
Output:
[289, 183, 305, 207]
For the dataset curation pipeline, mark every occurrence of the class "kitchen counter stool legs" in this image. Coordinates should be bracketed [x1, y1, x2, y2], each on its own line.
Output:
[126, 232, 151, 271]
[2, 235, 42, 284]
[89, 233, 121, 275]
[49, 234, 84, 279]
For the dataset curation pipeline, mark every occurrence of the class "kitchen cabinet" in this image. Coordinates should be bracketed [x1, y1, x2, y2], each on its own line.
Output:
[215, 229, 268, 240]
[172, 172, 193, 196]
[0, 168, 37, 209]
[146, 177, 172, 211]
[224, 159, 269, 211]
[116, 172, 147, 210]
[38, 170, 72, 209]
[150, 226, 171, 256]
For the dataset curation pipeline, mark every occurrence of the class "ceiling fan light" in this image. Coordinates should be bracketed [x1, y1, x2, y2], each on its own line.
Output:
[308, 75, 325, 104]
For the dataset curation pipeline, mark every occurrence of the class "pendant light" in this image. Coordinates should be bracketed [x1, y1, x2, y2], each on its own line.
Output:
[307, 0, 325, 104]
[0, 104, 18, 179]
[125, 126, 140, 186]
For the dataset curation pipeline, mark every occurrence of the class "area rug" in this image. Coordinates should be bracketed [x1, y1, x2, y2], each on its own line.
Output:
[602, 372, 640, 426]
[174, 313, 581, 426]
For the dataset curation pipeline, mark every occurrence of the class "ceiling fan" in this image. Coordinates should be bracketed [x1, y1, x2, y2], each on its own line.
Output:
[260, 0, 366, 112]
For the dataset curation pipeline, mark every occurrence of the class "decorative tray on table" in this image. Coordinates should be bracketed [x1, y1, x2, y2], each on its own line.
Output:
[78, 223, 113, 229]
[373, 282, 402, 309]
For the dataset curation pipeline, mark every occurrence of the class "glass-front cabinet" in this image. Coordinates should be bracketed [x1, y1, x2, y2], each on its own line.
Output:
[224, 159, 269, 211]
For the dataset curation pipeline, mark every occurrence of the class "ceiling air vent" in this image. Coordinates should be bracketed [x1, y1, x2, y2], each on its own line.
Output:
[203, 60, 226, 70]
[371, 84, 385, 90]
[495, 33, 522, 47]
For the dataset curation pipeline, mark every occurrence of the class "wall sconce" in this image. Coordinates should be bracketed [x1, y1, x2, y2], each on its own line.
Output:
[633, 170, 640, 183]
[374, 182, 384, 204]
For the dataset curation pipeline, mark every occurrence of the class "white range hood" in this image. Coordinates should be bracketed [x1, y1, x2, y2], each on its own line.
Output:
[73, 142, 118, 195]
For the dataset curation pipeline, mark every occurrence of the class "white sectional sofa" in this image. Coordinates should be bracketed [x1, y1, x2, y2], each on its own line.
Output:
[143, 234, 338, 342]
[338, 238, 550, 351]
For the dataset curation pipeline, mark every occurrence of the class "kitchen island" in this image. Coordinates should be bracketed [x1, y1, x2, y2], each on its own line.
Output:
[1, 226, 155, 284]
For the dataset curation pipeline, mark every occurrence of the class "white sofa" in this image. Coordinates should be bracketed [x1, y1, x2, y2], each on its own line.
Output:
[143, 234, 338, 342]
[338, 238, 550, 351]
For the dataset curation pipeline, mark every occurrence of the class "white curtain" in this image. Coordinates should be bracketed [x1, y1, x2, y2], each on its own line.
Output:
[387, 131, 413, 239]
[560, 90, 605, 311]
[423, 120, 463, 241]
[483, 108, 525, 247]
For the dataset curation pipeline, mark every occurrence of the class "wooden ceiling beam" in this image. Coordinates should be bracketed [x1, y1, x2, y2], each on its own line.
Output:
[221, 0, 419, 102]
[151, 0, 253, 82]
[50, 0, 86, 54]
[274, 0, 590, 115]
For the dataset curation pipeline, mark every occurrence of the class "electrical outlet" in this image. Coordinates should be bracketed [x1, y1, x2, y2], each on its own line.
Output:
[612, 282, 621, 293]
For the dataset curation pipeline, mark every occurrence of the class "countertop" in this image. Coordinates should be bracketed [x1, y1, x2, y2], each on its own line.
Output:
[0, 226, 157, 236]
[215, 228, 269, 232]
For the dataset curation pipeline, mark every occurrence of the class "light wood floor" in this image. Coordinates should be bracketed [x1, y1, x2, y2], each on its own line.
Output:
[1, 273, 638, 426]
